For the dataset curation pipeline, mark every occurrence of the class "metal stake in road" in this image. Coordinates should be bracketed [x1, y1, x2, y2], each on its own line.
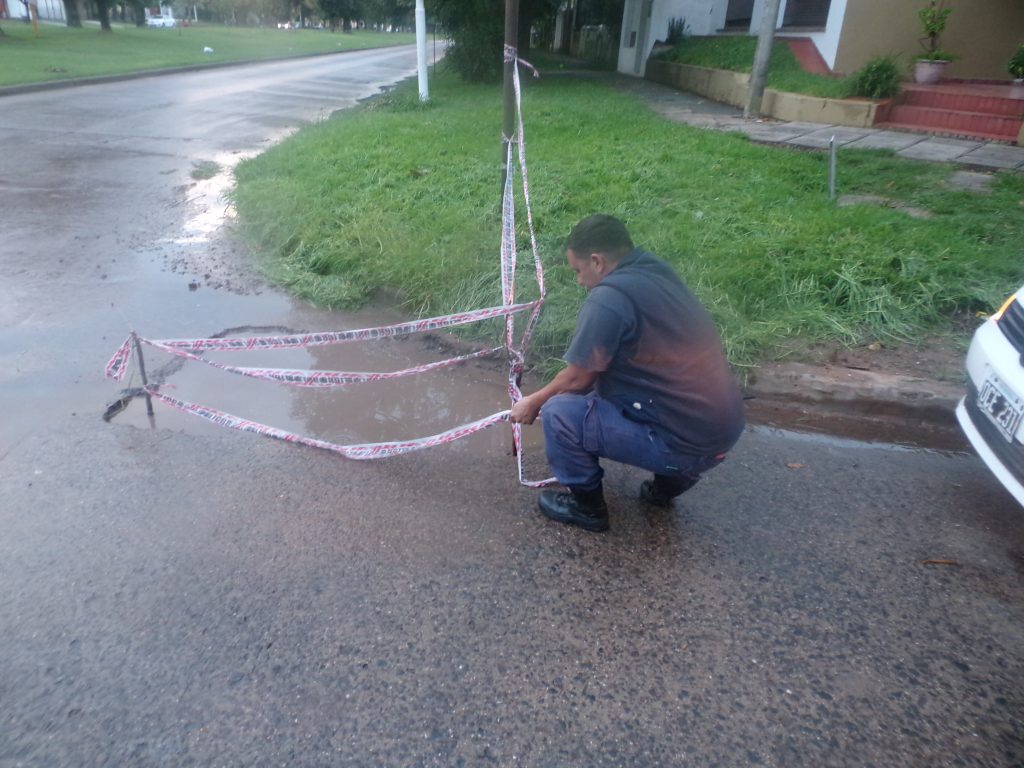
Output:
[416, 0, 429, 102]
[131, 332, 155, 419]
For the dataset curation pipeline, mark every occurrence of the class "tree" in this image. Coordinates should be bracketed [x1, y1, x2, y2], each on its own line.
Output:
[318, 0, 359, 29]
[128, 0, 147, 26]
[362, 0, 413, 29]
[433, 0, 558, 82]
[96, 0, 113, 31]
[62, 0, 83, 27]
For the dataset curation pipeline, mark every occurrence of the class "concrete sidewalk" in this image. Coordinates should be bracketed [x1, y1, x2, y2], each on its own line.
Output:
[617, 76, 1024, 171]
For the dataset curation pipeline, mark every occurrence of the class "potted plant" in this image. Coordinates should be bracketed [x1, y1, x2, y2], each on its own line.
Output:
[914, 0, 954, 85]
[1010, 43, 1024, 96]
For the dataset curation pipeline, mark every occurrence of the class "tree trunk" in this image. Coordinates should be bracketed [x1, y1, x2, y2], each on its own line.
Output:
[343, 17, 352, 32]
[96, 0, 112, 31]
[62, 0, 82, 27]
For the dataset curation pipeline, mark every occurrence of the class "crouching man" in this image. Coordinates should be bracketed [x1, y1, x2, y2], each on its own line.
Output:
[509, 214, 745, 532]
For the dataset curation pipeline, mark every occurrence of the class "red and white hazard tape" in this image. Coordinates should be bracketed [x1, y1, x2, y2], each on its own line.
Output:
[105, 50, 555, 487]
[146, 386, 512, 460]
[142, 337, 505, 388]
[105, 300, 540, 383]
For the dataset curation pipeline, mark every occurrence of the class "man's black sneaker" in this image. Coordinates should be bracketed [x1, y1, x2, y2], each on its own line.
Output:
[538, 490, 609, 532]
[639, 474, 699, 507]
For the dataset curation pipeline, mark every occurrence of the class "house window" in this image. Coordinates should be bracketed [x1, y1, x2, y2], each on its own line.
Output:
[724, 0, 754, 29]
[782, 0, 831, 28]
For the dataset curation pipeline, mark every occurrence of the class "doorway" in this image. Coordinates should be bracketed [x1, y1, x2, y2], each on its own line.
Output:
[782, 0, 831, 28]
[724, 0, 755, 29]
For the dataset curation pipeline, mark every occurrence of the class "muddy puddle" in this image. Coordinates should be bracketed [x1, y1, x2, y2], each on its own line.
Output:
[95, 152, 548, 462]
[109, 312, 545, 458]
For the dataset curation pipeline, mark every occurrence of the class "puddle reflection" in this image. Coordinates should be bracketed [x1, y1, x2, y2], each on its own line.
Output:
[116, 316, 545, 458]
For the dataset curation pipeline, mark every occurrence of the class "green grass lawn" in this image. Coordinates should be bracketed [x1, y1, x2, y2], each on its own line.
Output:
[0, 22, 415, 86]
[232, 68, 1023, 371]
[655, 35, 856, 99]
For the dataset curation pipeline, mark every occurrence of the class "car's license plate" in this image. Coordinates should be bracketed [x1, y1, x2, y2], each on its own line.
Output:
[978, 374, 1024, 442]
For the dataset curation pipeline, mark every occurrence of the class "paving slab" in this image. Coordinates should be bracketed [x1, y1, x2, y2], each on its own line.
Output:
[785, 127, 871, 148]
[955, 143, 1024, 170]
[949, 170, 996, 193]
[897, 137, 984, 162]
[741, 124, 815, 143]
[844, 130, 926, 151]
[769, 121, 831, 133]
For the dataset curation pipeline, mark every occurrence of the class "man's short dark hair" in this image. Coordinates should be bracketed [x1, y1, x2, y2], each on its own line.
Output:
[566, 214, 634, 256]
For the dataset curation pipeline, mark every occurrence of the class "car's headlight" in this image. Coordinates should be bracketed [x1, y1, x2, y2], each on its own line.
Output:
[994, 292, 1019, 322]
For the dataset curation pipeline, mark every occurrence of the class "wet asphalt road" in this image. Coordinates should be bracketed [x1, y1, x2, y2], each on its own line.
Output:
[2, 49, 1024, 767]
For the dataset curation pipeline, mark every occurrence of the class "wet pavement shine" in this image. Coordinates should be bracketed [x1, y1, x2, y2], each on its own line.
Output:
[1, 49, 1024, 767]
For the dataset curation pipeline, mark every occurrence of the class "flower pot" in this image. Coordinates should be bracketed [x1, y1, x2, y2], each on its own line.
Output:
[1011, 79, 1024, 99]
[914, 59, 949, 85]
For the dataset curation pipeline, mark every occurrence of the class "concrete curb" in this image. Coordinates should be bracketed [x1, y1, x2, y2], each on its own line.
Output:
[744, 362, 967, 449]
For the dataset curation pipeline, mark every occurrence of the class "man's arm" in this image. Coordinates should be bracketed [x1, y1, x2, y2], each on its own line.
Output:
[508, 363, 599, 425]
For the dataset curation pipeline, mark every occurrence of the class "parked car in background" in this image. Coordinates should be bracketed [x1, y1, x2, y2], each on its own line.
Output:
[146, 14, 176, 27]
[957, 284, 1024, 507]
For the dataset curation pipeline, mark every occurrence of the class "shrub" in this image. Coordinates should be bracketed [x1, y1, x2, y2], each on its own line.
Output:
[1009, 44, 1024, 80]
[847, 55, 903, 99]
[918, 0, 952, 58]
[666, 17, 689, 46]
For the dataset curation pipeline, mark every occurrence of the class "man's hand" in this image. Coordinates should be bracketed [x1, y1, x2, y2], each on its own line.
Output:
[509, 393, 543, 425]
[508, 364, 599, 426]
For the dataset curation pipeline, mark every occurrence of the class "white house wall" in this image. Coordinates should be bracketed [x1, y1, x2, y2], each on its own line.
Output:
[618, 0, 722, 75]
[798, 0, 848, 70]
[666, 0, 722, 36]
[11, 0, 65, 21]
[618, 0, 849, 76]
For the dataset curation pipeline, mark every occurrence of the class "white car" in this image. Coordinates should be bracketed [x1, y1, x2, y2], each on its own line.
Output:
[146, 15, 176, 27]
[956, 283, 1024, 506]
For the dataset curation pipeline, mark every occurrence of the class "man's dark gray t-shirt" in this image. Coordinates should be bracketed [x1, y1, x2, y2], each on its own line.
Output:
[564, 248, 744, 455]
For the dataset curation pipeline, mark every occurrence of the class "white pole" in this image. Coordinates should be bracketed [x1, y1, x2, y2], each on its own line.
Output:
[416, 0, 429, 102]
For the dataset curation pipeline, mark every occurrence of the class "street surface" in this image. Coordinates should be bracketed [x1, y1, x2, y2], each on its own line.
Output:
[1, 48, 1023, 767]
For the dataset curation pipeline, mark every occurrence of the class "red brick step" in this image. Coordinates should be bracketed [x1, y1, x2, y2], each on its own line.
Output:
[876, 82, 1023, 144]
[902, 88, 1024, 118]
[883, 104, 1021, 142]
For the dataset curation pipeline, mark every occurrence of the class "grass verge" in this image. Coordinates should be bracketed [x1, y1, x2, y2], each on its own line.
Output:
[0, 22, 415, 87]
[232, 67, 1024, 372]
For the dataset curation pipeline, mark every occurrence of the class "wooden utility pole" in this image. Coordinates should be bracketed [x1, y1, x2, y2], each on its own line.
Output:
[500, 0, 519, 194]
[744, 0, 783, 118]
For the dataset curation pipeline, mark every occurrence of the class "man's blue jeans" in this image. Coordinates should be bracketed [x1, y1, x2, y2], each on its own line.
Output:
[541, 393, 724, 492]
